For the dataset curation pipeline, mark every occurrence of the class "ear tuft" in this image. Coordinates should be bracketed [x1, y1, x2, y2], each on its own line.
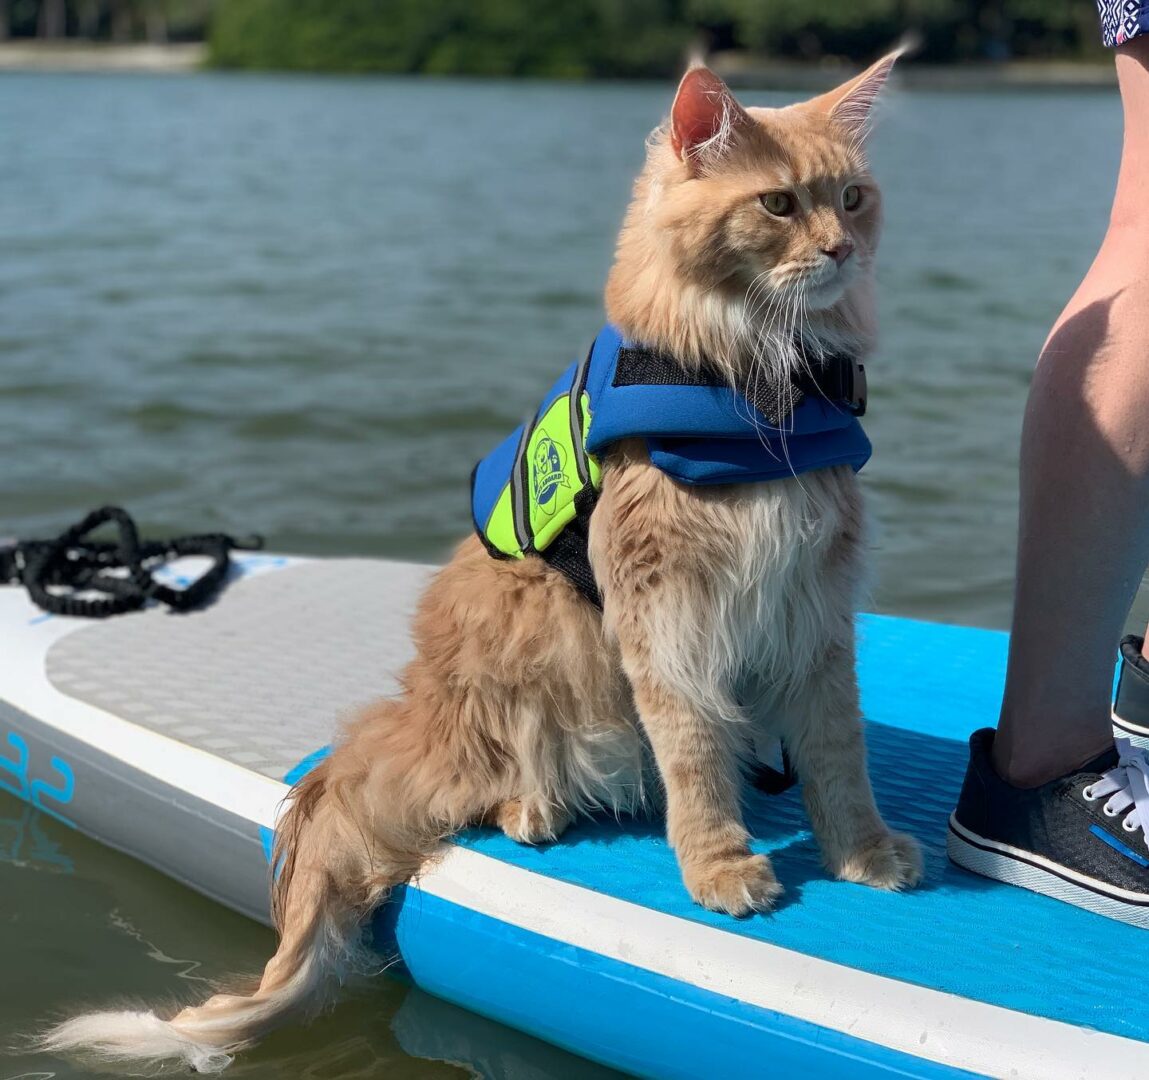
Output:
[811, 42, 910, 140]
[670, 66, 751, 169]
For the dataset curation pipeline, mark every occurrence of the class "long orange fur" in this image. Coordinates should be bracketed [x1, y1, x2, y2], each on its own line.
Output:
[40, 50, 922, 1072]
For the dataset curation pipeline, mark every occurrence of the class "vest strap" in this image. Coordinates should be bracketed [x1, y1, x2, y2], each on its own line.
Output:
[536, 485, 602, 608]
[508, 420, 533, 553]
[612, 344, 865, 426]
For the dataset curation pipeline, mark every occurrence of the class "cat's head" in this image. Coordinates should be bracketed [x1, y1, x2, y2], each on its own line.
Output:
[607, 49, 903, 367]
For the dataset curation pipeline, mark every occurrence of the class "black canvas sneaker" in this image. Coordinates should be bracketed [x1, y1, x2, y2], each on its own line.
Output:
[1113, 635, 1149, 750]
[947, 728, 1149, 926]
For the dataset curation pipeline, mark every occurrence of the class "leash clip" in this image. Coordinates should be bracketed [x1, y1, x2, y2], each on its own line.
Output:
[0, 538, 26, 582]
[231, 534, 266, 552]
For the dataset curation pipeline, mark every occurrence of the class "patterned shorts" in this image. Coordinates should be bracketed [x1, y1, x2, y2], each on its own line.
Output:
[1098, 0, 1149, 46]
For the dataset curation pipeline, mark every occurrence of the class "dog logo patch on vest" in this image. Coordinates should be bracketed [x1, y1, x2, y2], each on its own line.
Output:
[532, 433, 570, 514]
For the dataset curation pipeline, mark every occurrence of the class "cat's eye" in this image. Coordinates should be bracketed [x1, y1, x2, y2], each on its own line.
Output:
[761, 192, 795, 217]
[842, 185, 863, 211]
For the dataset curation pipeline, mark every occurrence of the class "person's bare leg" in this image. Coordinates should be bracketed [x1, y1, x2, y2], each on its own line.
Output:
[993, 36, 1149, 788]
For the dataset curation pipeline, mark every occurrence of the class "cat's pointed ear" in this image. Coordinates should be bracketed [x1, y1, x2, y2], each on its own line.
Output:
[808, 44, 907, 139]
[670, 66, 751, 169]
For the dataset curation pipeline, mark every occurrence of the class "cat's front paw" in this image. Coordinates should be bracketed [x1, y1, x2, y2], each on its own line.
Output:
[832, 831, 923, 891]
[495, 796, 572, 845]
[684, 853, 782, 916]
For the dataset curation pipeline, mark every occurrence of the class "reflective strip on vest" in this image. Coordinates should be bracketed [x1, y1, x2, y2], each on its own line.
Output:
[478, 354, 601, 561]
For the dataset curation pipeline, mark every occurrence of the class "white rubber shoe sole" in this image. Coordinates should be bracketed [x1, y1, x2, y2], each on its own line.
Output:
[1113, 711, 1149, 753]
[946, 813, 1149, 929]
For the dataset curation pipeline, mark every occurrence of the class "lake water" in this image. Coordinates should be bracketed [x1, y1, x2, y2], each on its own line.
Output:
[0, 71, 1138, 1077]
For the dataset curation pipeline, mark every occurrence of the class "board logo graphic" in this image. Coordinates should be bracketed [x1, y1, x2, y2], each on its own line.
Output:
[532, 433, 570, 514]
[0, 730, 76, 828]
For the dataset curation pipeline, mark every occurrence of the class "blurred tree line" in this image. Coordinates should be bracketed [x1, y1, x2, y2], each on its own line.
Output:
[0, 0, 1107, 70]
[0, 0, 212, 42]
[209, 0, 1107, 74]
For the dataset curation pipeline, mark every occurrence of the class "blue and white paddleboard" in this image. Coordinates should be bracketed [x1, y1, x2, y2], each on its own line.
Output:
[2, 555, 1146, 1078]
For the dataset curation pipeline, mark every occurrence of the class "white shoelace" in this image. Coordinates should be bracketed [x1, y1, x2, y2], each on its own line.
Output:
[1082, 738, 1149, 851]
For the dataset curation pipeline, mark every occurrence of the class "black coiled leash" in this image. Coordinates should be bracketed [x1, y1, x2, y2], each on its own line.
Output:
[0, 506, 264, 618]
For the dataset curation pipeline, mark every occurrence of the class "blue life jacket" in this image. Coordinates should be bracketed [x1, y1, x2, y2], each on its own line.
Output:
[471, 324, 871, 607]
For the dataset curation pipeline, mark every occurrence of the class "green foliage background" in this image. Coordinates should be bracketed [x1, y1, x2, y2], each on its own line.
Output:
[208, 1, 691, 77]
[209, 0, 1112, 74]
[4, 0, 215, 42]
[0, 1, 1111, 73]
[208, 0, 1109, 75]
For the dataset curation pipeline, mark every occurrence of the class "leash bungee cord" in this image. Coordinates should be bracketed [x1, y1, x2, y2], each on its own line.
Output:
[5, 509, 802, 788]
[0, 505, 264, 618]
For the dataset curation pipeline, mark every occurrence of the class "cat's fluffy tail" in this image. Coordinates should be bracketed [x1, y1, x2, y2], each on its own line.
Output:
[37, 952, 325, 1072]
[38, 747, 425, 1073]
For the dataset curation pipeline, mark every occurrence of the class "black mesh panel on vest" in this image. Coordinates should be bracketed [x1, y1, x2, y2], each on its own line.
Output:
[537, 485, 602, 609]
[612, 344, 858, 427]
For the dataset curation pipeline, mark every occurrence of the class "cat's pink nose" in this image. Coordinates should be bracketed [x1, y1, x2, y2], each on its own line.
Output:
[822, 240, 854, 266]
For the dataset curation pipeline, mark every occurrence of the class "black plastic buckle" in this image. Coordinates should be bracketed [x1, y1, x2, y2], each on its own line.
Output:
[807, 354, 867, 418]
[847, 358, 867, 417]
